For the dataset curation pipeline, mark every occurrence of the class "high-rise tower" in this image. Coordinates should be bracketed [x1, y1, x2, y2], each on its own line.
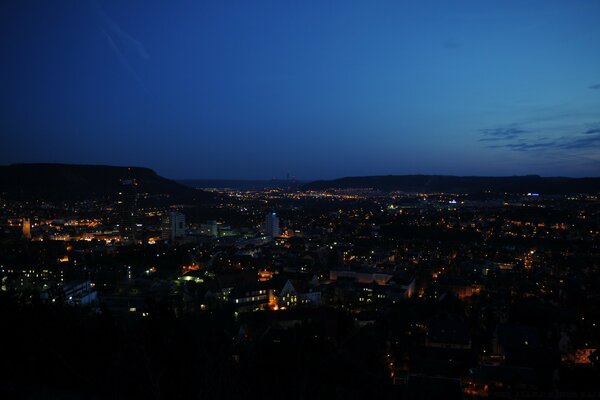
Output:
[118, 177, 138, 242]
[263, 212, 280, 238]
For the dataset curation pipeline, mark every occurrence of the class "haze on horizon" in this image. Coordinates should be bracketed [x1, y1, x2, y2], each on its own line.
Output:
[1, 0, 600, 180]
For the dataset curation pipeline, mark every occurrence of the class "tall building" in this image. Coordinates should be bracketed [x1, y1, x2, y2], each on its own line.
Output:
[161, 212, 186, 242]
[22, 218, 31, 239]
[264, 212, 280, 238]
[118, 178, 138, 242]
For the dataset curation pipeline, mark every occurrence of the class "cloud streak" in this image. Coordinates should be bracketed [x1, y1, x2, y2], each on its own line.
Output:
[488, 141, 557, 151]
[480, 122, 600, 153]
[101, 29, 147, 91]
[93, 0, 148, 91]
[479, 127, 528, 141]
[584, 128, 600, 135]
[559, 133, 600, 150]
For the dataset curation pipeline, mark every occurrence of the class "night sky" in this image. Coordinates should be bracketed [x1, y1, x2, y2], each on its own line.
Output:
[1, 1, 599, 179]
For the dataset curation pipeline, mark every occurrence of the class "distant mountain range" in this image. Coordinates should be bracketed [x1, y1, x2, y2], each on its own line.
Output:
[303, 175, 600, 194]
[179, 179, 306, 190]
[0, 164, 211, 201]
[2, 165, 598, 200]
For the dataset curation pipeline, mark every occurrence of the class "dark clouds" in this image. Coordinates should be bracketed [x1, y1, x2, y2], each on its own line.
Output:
[560, 132, 600, 149]
[480, 123, 600, 152]
[487, 141, 556, 151]
[479, 127, 528, 141]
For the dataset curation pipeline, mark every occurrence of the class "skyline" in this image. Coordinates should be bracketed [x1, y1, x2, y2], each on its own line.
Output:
[1, 1, 600, 179]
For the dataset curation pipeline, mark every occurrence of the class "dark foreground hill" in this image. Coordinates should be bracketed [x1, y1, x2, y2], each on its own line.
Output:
[303, 175, 600, 194]
[0, 164, 212, 202]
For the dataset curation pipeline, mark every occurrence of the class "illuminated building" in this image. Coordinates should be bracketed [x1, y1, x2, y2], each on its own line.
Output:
[161, 211, 186, 242]
[118, 178, 138, 242]
[263, 212, 280, 238]
[2, 266, 64, 290]
[40, 280, 97, 306]
[229, 282, 273, 312]
[22, 218, 31, 239]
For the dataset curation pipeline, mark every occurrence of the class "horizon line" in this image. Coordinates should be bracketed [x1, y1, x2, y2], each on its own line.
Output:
[3, 163, 599, 180]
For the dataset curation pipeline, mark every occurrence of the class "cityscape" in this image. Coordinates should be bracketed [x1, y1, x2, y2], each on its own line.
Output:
[1, 164, 599, 399]
[2, 1, 600, 399]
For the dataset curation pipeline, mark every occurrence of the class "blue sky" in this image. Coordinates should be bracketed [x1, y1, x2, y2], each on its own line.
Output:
[1, 0, 599, 179]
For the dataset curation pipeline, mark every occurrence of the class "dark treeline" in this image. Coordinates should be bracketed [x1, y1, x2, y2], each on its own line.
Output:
[0, 294, 393, 400]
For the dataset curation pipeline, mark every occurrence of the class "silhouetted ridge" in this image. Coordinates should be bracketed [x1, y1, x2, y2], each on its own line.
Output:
[0, 163, 212, 201]
[179, 179, 306, 190]
[303, 175, 600, 194]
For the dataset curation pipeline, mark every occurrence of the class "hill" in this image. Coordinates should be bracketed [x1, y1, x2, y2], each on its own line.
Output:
[179, 179, 306, 190]
[0, 163, 212, 201]
[303, 175, 600, 194]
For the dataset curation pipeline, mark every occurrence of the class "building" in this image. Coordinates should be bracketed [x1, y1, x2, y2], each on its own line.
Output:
[161, 211, 186, 242]
[229, 282, 273, 312]
[330, 267, 394, 285]
[22, 218, 31, 239]
[117, 178, 138, 242]
[276, 278, 321, 309]
[62, 280, 98, 306]
[263, 212, 280, 238]
[1, 266, 64, 291]
[198, 220, 234, 238]
[199, 220, 219, 237]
